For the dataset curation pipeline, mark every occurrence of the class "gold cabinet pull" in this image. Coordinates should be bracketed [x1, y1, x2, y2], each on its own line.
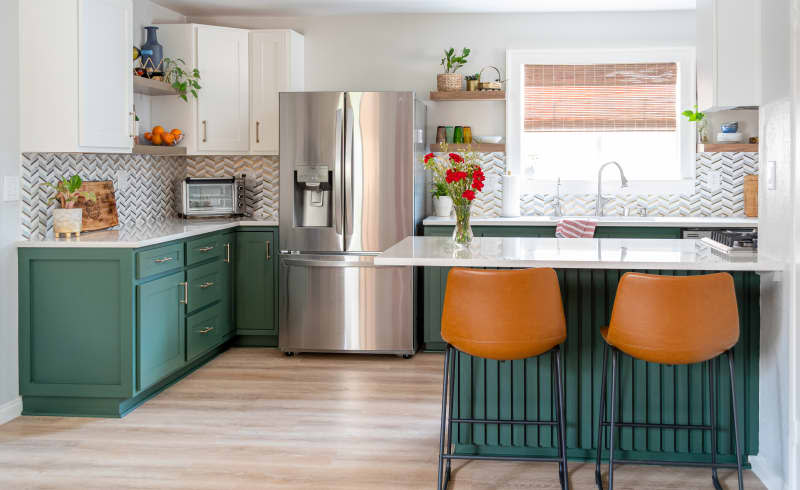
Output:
[198, 326, 214, 334]
[225, 243, 231, 263]
[199, 281, 215, 289]
[198, 246, 214, 252]
[202, 120, 208, 142]
[180, 282, 188, 304]
[154, 256, 174, 263]
[265, 240, 271, 261]
[256, 121, 261, 143]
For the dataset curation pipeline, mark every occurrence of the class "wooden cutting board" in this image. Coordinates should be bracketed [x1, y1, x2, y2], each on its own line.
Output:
[75, 180, 119, 231]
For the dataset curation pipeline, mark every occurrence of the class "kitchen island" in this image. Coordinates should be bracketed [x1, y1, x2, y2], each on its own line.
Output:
[377, 237, 780, 465]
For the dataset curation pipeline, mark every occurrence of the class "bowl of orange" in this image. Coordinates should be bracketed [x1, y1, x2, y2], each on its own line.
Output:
[144, 126, 184, 146]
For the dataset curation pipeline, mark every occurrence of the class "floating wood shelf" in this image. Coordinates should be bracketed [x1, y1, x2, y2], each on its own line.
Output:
[697, 143, 759, 152]
[133, 76, 177, 96]
[429, 91, 505, 101]
[132, 144, 187, 156]
[430, 143, 505, 152]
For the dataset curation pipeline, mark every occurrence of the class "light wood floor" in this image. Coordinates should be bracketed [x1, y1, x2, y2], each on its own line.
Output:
[0, 348, 764, 489]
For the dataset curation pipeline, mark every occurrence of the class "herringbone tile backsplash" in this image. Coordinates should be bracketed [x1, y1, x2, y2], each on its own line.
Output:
[21, 150, 756, 238]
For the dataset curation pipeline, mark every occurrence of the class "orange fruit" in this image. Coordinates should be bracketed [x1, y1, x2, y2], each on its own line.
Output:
[161, 133, 175, 146]
[170, 128, 182, 136]
[151, 133, 163, 145]
[144, 132, 153, 141]
[152, 126, 165, 135]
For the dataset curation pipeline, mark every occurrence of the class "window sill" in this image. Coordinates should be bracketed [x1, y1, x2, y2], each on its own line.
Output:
[524, 179, 696, 196]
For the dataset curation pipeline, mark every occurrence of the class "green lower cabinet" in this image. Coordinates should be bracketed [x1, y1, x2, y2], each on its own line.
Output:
[137, 271, 186, 391]
[235, 230, 277, 337]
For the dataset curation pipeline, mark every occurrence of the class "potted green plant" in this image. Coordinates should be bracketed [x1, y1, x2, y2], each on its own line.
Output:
[437, 47, 470, 92]
[465, 73, 480, 92]
[162, 57, 202, 102]
[682, 105, 708, 143]
[43, 175, 96, 236]
[431, 180, 453, 217]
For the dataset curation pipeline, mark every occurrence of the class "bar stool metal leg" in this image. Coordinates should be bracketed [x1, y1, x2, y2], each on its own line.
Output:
[444, 346, 457, 485]
[607, 347, 619, 490]
[728, 349, 744, 490]
[437, 346, 452, 490]
[709, 359, 722, 490]
[595, 343, 609, 489]
[553, 346, 570, 490]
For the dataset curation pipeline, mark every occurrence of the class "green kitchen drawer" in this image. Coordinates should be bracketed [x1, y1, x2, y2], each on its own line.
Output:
[186, 260, 222, 314]
[186, 234, 224, 266]
[186, 303, 224, 362]
[136, 243, 183, 279]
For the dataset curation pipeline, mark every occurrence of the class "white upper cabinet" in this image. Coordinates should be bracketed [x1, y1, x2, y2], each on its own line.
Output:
[152, 24, 249, 155]
[21, 0, 134, 153]
[696, 0, 760, 111]
[249, 30, 305, 155]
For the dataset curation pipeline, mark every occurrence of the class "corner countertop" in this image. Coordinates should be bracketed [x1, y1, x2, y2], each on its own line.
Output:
[422, 216, 759, 228]
[375, 236, 782, 271]
[16, 218, 279, 249]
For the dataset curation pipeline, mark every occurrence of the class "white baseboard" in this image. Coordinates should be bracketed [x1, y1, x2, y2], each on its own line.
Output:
[0, 396, 22, 426]
[750, 455, 785, 490]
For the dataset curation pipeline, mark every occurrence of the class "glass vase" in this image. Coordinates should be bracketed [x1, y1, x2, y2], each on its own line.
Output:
[451, 202, 473, 247]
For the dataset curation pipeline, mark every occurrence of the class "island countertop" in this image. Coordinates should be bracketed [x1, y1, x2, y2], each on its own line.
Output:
[15, 218, 278, 249]
[374, 236, 783, 271]
[422, 215, 759, 228]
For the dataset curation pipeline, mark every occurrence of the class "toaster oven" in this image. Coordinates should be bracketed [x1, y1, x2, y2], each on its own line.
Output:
[176, 176, 246, 217]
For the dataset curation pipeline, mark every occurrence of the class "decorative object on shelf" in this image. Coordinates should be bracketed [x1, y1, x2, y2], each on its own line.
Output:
[436, 126, 447, 144]
[422, 143, 485, 247]
[478, 66, 505, 91]
[453, 126, 464, 144]
[465, 73, 480, 91]
[144, 126, 183, 146]
[445, 126, 454, 143]
[133, 46, 140, 62]
[463, 126, 472, 144]
[749, 136, 759, 144]
[76, 181, 119, 232]
[42, 175, 97, 237]
[474, 135, 503, 144]
[141, 26, 164, 77]
[162, 57, 202, 102]
[431, 181, 453, 217]
[681, 105, 708, 143]
[437, 47, 470, 92]
[721, 121, 739, 133]
[717, 132, 744, 143]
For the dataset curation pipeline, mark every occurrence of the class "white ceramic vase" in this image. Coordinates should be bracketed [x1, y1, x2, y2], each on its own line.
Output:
[433, 196, 453, 217]
[53, 208, 83, 236]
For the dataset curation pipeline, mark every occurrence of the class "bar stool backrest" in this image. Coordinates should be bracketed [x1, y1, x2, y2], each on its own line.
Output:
[441, 268, 566, 361]
[607, 272, 740, 365]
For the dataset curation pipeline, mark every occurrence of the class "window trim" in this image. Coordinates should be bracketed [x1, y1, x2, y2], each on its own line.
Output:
[506, 47, 697, 195]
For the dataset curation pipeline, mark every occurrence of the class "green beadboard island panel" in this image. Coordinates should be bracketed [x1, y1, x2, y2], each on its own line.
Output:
[447, 269, 759, 465]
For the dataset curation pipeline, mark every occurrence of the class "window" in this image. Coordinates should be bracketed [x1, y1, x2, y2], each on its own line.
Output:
[506, 48, 696, 194]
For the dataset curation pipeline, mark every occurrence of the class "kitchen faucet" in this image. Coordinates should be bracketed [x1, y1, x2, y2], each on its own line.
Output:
[553, 177, 563, 217]
[595, 161, 629, 217]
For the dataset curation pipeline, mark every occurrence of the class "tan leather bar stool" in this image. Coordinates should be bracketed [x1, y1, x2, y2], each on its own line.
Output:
[595, 272, 744, 490]
[437, 268, 569, 490]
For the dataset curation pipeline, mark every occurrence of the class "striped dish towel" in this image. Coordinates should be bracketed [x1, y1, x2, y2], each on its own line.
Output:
[555, 219, 597, 238]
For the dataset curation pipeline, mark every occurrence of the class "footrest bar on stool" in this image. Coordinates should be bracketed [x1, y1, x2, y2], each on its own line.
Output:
[608, 458, 741, 469]
[451, 418, 558, 426]
[443, 454, 565, 463]
[600, 421, 712, 430]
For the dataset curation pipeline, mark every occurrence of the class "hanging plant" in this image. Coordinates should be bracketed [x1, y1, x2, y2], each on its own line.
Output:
[163, 57, 202, 102]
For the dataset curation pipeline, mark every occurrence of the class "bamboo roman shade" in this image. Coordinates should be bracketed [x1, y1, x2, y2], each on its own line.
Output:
[524, 63, 678, 132]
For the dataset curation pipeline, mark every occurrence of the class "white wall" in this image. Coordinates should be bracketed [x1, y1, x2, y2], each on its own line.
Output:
[187, 11, 695, 143]
[0, 0, 20, 425]
[751, 0, 798, 488]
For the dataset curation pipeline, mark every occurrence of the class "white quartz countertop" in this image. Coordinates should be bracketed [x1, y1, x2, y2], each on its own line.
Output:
[375, 236, 782, 271]
[422, 216, 759, 228]
[16, 218, 279, 249]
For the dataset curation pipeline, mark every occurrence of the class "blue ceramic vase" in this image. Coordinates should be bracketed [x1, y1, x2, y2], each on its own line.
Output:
[141, 26, 163, 72]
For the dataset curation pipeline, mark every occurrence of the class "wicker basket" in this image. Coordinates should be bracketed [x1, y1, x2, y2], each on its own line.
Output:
[437, 73, 463, 92]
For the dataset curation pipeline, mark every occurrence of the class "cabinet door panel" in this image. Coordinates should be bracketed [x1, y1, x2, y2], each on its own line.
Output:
[235, 231, 276, 335]
[137, 271, 185, 391]
[250, 31, 284, 154]
[79, 0, 132, 151]
[197, 26, 249, 152]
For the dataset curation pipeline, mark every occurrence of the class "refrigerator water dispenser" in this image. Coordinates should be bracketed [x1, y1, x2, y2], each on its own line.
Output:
[294, 165, 332, 227]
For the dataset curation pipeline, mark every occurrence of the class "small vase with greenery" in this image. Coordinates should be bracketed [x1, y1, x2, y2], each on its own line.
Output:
[43, 175, 96, 236]
[163, 57, 202, 102]
[682, 105, 708, 143]
[437, 47, 470, 92]
[465, 73, 480, 92]
[431, 181, 453, 217]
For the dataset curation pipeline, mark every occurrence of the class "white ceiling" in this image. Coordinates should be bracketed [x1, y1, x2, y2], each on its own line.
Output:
[152, 0, 696, 17]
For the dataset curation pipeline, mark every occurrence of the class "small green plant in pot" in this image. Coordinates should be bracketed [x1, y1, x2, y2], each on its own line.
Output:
[43, 175, 96, 237]
[682, 105, 708, 143]
[465, 73, 480, 91]
[437, 47, 470, 92]
[431, 181, 453, 217]
[163, 57, 202, 102]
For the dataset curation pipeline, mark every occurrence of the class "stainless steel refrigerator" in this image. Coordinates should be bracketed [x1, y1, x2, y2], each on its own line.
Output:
[278, 91, 426, 356]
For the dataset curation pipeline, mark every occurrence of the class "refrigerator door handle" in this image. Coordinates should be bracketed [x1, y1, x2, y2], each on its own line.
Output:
[334, 105, 345, 239]
[343, 92, 355, 251]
